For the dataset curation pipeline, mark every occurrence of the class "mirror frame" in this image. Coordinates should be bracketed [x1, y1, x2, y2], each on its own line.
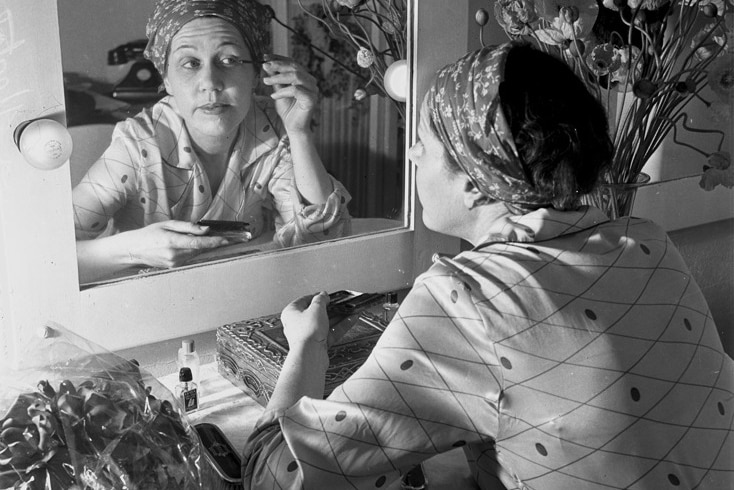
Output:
[0, 0, 469, 360]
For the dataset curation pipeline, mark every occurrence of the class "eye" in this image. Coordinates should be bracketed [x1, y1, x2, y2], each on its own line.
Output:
[180, 58, 201, 70]
[220, 56, 239, 66]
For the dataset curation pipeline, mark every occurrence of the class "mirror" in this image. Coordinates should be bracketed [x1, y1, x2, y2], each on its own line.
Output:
[1, 0, 471, 355]
[57, 0, 408, 286]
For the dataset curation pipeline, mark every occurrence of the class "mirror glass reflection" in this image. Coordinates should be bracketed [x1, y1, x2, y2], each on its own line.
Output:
[59, 0, 406, 287]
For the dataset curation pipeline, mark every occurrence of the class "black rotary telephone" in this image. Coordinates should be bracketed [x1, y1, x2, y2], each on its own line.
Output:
[108, 40, 163, 102]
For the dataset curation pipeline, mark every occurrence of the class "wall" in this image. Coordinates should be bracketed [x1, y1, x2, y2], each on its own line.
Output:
[57, 0, 149, 84]
[670, 219, 734, 356]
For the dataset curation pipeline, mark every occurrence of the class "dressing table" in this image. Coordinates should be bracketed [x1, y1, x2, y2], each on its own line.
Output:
[156, 362, 479, 490]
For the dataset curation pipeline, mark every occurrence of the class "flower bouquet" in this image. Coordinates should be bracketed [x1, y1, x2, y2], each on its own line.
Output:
[0, 326, 203, 489]
[485, 0, 732, 217]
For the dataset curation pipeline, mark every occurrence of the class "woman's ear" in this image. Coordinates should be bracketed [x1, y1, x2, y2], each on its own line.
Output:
[162, 75, 172, 95]
[463, 178, 489, 210]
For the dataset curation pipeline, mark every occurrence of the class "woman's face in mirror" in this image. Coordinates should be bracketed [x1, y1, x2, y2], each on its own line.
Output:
[163, 17, 257, 145]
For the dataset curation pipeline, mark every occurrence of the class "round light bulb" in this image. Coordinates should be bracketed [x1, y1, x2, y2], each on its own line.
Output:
[15, 119, 73, 171]
[384, 59, 408, 102]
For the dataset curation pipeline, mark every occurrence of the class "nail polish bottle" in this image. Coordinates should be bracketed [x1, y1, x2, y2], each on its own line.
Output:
[382, 291, 400, 323]
[176, 367, 199, 413]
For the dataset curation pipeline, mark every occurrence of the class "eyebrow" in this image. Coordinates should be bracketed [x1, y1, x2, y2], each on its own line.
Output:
[171, 40, 244, 55]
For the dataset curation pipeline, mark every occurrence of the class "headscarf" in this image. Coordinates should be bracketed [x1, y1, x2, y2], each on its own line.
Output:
[144, 0, 273, 75]
[426, 42, 551, 208]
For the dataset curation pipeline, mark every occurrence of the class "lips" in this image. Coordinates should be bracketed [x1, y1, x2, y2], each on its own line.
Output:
[198, 103, 230, 115]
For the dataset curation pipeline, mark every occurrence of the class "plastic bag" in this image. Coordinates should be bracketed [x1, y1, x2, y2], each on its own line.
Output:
[0, 324, 202, 489]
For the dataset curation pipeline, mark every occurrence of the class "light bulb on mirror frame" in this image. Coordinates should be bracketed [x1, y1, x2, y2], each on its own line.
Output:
[13, 118, 73, 171]
[384, 59, 408, 102]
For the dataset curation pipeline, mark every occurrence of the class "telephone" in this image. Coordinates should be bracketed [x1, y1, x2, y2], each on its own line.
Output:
[108, 40, 163, 102]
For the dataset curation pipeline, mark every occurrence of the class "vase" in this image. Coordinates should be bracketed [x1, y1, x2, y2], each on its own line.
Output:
[583, 172, 651, 220]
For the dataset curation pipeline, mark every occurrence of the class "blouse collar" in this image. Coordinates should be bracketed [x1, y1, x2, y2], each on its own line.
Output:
[472, 206, 610, 249]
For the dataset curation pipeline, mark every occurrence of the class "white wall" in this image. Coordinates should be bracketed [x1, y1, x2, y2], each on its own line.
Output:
[58, 0, 150, 84]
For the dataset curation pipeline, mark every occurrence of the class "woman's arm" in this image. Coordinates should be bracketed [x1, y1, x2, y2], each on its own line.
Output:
[266, 292, 331, 411]
[262, 56, 333, 205]
[243, 273, 503, 489]
[75, 221, 232, 283]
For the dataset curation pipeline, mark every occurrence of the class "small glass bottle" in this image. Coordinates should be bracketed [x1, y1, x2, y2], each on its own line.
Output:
[382, 291, 400, 323]
[178, 339, 200, 386]
[175, 367, 199, 413]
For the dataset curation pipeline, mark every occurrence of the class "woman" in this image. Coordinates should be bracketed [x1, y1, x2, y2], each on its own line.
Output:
[241, 43, 733, 489]
[73, 0, 351, 283]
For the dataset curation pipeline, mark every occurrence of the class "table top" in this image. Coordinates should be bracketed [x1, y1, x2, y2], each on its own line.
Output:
[159, 362, 479, 490]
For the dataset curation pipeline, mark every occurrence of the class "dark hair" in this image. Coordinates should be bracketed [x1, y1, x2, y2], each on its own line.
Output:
[498, 43, 613, 210]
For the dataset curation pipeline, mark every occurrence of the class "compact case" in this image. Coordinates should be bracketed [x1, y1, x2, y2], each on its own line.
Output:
[216, 292, 389, 406]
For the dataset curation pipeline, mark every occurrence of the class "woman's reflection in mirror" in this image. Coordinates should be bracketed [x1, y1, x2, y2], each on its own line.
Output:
[72, 0, 351, 284]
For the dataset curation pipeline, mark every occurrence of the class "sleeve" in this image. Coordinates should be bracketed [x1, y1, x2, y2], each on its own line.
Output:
[72, 126, 139, 240]
[265, 139, 352, 248]
[242, 266, 504, 489]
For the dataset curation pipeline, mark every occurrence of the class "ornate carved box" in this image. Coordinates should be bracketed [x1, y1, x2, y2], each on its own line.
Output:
[216, 293, 388, 406]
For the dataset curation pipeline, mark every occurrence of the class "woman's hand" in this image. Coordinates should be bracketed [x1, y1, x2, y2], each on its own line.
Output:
[261, 55, 319, 136]
[280, 292, 331, 348]
[125, 220, 234, 269]
[267, 292, 331, 410]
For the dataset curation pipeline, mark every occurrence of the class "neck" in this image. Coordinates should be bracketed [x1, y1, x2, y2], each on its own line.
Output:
[189, 131, 238, 196]
[189, 128, 238, 160]
[462, 201, 516, 246]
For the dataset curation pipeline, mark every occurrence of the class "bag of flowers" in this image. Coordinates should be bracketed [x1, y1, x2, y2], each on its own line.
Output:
[0, 324, 203, 489]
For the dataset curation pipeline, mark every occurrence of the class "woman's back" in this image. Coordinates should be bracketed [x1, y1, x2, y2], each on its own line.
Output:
[428, 207, 733, 489]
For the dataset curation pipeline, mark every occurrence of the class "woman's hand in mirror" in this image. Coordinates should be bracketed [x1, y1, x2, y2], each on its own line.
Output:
[75, 220, 235, 283]
[123, 220, 234, 269]
[262, 55, 319, 136]
[262, 55, 333, 205]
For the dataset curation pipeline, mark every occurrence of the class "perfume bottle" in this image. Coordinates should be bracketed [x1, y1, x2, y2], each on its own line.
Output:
[178, 339, 200, 386]
[382, 292, 400, 323]
[176, 367, 199, 413]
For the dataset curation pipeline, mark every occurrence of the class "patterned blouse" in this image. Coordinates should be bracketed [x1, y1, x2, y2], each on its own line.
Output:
[243, 206, 733, 489]
[72, 96, 351, 248]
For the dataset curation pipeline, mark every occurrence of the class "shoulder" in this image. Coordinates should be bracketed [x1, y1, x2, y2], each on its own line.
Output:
[407, 254, 482, 316]
[110, 97, 189, 159]
[113, 96, 183, 140]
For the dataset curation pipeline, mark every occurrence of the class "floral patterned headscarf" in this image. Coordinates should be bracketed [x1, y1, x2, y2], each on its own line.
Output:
[144, 0, 272, 75]
[426, 42, 551, 207]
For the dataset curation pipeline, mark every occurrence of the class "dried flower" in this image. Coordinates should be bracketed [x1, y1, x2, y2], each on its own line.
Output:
[356, 47, 375, 68]
[693, 0, 726, 16]
[494, 0, 539, 35]
[534, 0, 599, 43]
[706, 53, 734, 102]
[700, 152, 733, 190]
[692, 22, 729, 60]
[336, 0, 364, 8]
[586, 43, 620, 76]
[354, 88, 368, 101]
[609, 45, 642, 90]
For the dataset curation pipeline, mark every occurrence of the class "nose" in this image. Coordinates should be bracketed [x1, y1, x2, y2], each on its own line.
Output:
[407, 143, 420, 164]
[199, 62, 224, 93]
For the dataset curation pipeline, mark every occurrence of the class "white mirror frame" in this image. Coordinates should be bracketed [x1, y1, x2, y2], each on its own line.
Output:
[0, 0, 470, 360]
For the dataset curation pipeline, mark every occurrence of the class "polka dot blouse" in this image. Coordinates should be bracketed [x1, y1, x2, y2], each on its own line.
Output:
[72, 96, 351, 247]
[243, 206, 733, 489]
